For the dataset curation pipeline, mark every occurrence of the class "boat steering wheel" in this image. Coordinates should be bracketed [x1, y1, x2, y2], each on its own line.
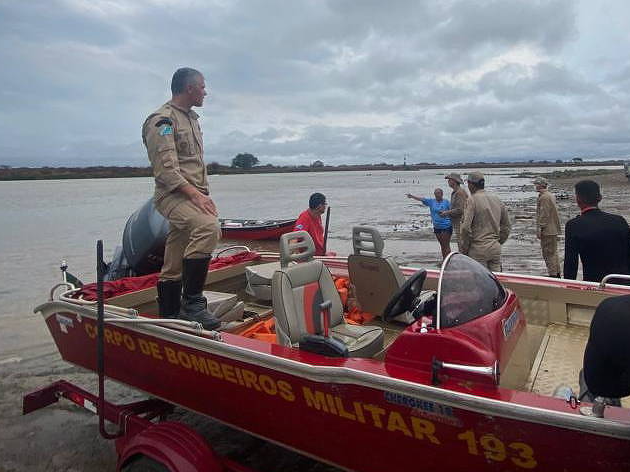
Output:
[382, 269, 427, 322]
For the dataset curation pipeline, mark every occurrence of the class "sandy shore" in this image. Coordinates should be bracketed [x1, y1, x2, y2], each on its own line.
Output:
[1, 169, 628, 472]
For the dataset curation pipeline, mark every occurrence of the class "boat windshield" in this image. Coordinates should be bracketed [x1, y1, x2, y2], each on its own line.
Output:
[437, 253, 507, 329]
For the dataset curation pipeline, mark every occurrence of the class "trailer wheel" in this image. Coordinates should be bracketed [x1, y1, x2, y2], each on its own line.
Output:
[122, 455, 169, 472]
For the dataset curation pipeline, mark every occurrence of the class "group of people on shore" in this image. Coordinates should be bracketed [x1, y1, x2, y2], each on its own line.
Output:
[407, 171, 630, 283]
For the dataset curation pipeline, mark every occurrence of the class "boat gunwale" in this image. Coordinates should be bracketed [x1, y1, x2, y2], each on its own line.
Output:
[36, 299, 630, 441]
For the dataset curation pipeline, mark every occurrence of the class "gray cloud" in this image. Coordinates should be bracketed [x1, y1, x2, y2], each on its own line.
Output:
[1, 0, 629, 167]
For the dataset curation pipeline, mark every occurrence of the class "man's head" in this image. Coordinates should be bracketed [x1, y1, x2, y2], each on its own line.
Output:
[434, 188, 444, 200]
[309, 192, 327, 215]
[445, 172, 463, 189]
[171, 68, 207, 108]
[466, 171, 485, 193]
[575, 180, 601, 209]
[533, 176, 548, 192]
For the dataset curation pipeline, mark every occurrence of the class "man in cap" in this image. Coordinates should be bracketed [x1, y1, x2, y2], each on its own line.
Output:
[564, 180, 630, 282]
[460, 171, 511, 271]
[142, 67, 221, 330]
[439, 172, 468, 251]
[533, 177, 561, 277]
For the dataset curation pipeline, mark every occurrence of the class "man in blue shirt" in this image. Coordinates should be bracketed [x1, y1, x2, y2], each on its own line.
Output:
[406, 188, 452, 259]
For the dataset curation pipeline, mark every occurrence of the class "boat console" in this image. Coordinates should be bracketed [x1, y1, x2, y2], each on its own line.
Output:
[384, 252, 526, 386]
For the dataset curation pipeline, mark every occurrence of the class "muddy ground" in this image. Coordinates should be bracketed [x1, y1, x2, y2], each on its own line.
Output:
[1, 170, 628, 472]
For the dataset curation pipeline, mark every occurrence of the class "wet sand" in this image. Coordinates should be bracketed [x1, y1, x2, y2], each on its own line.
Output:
[1, 169, 628, 472]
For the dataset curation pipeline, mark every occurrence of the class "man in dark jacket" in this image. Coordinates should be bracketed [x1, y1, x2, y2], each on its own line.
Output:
[563, 180, 630, 282]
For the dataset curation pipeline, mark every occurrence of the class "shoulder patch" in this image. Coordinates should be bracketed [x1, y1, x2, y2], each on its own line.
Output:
[155, 118, 173, 127]
[158, 125, 174, 136]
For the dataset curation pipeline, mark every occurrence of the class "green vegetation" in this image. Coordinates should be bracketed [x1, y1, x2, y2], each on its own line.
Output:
[231, 153, 259, 169]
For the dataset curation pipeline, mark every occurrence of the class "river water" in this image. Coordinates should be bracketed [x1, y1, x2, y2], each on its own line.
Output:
[0, 166, 592, 318]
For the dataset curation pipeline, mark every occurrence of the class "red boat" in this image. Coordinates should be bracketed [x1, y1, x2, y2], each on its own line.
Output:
[220, 218, 296, 240]
[26, 228, 630, 471]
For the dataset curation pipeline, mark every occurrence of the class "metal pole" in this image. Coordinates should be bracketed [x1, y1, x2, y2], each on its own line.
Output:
[97, 240, 120, 439]
[323, 206, 331, 253]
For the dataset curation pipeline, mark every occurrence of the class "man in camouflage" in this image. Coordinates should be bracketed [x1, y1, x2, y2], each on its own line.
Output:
[142, 67, 221, 329]
[460, 171, 511, 271]
[533, 177, 561, 277]
[440, 172, 468, 251]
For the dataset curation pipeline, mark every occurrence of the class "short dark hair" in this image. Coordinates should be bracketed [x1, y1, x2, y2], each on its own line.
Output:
[171, 67, 202, 95]
[309, 192, 326, 209]
[575, 180, 601, 206]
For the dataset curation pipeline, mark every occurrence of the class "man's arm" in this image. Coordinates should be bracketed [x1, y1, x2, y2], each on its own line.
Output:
[144, 116, 216, 216]
[177, 183, 217, 216]
[537, 195, 551, 239]
[499, 203, 511, 244]
[144, 116, 188, 193]
[406, 194, 428, 205]
[459, 196, 474, 254]
[563, 220, 579, 279]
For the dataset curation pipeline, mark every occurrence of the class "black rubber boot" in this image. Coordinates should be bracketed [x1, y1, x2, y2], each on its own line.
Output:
[181, 257, 221, 330]
[156, 280, 181, 318]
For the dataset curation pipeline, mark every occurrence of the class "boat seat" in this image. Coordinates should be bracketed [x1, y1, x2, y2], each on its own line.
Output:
[245, 261, 280, 300]
[272, 231, 384, 358]
[348, 226, 413, 323]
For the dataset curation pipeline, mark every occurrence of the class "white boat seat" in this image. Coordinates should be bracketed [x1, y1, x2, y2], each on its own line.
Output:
[348, 226, 413, 323]
[202, 291, 245, 322]
[272, 231, 384, 358]
[245, 261, 281, 300]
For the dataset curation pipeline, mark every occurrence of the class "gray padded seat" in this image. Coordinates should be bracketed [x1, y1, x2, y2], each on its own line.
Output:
[348, 226, 413, 323]
[245, 261, 280, 300]
[272, 231, 384, 358]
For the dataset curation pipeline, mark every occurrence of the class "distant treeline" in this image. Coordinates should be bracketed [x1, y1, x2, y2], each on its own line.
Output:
[0, 160, 625, 181]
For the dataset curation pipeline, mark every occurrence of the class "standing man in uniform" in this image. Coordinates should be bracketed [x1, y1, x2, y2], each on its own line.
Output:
[533, 177, 561, 277]
[294, 193, 328, 256]
[460, 171, 511, 271]
[440, 172, 468, 251]
[142, 67, 221, 329]
[564, 180, 630, 282]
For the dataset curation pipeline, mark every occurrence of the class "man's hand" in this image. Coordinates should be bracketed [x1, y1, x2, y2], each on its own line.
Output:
[180, 184, 218, 216]
[191, 192, 218, 216]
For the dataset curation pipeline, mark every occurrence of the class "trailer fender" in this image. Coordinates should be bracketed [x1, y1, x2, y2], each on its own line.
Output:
[116, 421, 222, 472]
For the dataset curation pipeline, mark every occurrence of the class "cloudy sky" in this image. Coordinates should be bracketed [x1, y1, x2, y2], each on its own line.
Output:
[1, 0, 629, 167]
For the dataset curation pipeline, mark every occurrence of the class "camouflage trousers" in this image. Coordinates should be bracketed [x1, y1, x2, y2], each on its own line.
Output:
[156, 194, 221, 281]
[467, 242, 502, 272]
[540, 235, 560, 277]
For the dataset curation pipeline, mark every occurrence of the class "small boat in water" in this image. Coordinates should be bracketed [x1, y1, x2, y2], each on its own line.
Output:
[26, 227, 630, 471]
[220, 218, 296, 240]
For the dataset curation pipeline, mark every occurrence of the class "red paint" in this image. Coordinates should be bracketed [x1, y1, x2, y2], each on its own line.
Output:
[221, 219, 296, 240]
[40, 308, 630, 472]
[386, 292, 524, 385]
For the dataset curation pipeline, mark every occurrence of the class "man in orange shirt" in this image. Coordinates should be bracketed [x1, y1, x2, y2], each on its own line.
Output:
[294, 193, 327, 255]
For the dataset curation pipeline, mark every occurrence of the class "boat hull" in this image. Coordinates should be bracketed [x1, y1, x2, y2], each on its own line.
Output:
[221, 219, 296, 240]
[42, 304, 630, 472]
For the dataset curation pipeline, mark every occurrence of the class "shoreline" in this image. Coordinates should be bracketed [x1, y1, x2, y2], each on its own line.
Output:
[0, 160, 624, 181]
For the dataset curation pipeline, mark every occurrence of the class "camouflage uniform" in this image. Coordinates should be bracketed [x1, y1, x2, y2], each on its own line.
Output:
[460, 189, 511, 271]
[537, 189, 561, 276]
[443, 186, 468, 251]
[142, 101, 220, 281]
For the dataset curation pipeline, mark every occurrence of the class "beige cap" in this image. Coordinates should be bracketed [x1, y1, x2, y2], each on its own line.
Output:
[445, 172, 463, 184]
[533, 176, 548, 186]
[467, 171, 485, 184]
